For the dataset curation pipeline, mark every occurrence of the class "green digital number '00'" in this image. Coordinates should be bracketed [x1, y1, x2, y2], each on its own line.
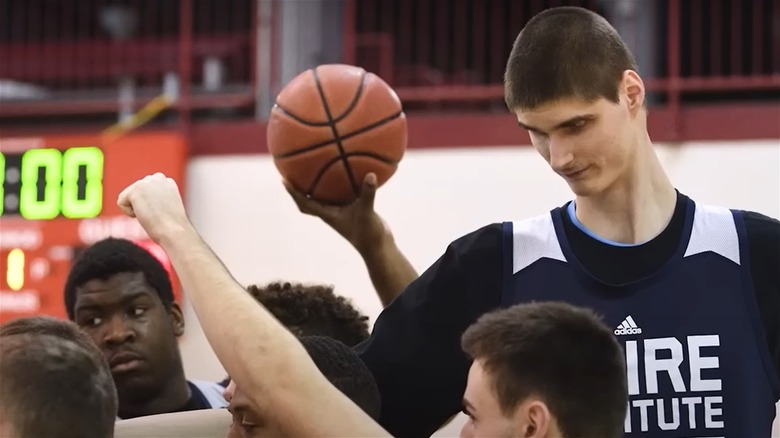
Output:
[14, 147, 104, 220]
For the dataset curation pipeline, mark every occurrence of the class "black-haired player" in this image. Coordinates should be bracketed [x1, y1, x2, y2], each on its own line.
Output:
[64, 237, 227, 419]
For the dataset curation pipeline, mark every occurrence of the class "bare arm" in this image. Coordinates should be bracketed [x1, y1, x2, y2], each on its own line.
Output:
[359, 232, 418, 306]
[118, 174, 389, 437]
[285, 173, 418, 306]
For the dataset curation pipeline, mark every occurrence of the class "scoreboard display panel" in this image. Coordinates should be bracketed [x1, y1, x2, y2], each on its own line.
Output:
[0, 132, 187, 324]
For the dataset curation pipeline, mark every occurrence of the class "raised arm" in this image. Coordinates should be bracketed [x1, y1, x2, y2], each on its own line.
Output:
[117, 173, 389, 437]
[285, 173, 418, 306]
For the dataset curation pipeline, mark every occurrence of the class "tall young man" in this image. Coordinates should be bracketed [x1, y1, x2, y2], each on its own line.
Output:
[291, 7, 779, 437]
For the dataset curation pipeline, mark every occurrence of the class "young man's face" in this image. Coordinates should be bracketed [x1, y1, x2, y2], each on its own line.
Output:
[73, 272, 185, 404]
[461, 360, 518, 438]
[513, 73, 645, 198]
[460, 360, 560, 438]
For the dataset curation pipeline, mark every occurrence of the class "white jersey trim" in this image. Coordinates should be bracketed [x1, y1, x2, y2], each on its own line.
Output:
[511, 213, 566, 274]
[190, 380, 229, 408]
[683, 204, 740, 265]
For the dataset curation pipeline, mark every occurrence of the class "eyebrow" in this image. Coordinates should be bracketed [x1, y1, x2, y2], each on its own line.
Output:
[518, 114, 596, 133]
[75, 291, 154, 313]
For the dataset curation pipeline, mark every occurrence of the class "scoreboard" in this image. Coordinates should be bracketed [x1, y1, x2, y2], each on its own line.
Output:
[0, 132, 187, 324]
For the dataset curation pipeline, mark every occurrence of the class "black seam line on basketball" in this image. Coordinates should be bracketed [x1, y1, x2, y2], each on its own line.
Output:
[304, 153, 398, 196]
[272, 110, 404, 159]
[330, 70, 368, 123]
[312, 67, 361, 196]
[273, 103, 332, 127]
[272, 138, 338, 159]
[271, 71, 366, 127]
[305, 154, 345, 196]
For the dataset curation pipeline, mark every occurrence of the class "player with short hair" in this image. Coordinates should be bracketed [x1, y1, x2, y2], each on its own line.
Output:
[310, 6, 778, 437]
[460, 302, 627, 438]
[64, 237, 227, 420]
[0, 317, 118, 438]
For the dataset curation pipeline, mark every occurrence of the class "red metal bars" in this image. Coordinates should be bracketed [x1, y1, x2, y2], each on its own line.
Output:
[344, 0, 780, 110]
[0, 0, 256, 118]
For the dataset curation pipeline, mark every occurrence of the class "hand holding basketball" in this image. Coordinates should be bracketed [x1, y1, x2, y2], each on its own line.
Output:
[267, 64, 407, 205]
[284, 172, 391, 255]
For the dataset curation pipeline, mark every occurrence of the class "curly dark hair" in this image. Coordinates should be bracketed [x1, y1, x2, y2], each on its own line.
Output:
[64, 238, 174, 319]
[247, 282, 370, 347]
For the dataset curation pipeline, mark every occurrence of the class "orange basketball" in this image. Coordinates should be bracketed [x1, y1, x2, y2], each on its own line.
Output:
[267, 64, 407, 205]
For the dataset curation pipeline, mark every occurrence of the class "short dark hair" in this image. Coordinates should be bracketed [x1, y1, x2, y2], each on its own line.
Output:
[0, 318, 118, 438]
[504, 6, 638, 110]
[299, 335, 381, 420]
[247, 282, 370, 347]
[461, 301, 627, 438]
[0, 316, 98, 351]
[64, 238, 174, 319]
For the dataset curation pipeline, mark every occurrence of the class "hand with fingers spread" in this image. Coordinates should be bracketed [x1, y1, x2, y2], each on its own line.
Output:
[284, 172, 418, 306]
[117, 172, 192, 244]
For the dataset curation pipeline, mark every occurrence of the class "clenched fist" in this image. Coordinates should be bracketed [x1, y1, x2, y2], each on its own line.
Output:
[117, 173, 191, 244]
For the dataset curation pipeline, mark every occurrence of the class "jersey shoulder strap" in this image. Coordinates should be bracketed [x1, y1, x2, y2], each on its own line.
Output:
[683, 203, 741, 265]
[504, 211, 566, 275]
[189, 380, 229, 408]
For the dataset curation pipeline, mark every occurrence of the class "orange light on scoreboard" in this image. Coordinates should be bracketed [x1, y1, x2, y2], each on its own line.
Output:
[5, 248, 25, 291]
[0, 132, 188, 324]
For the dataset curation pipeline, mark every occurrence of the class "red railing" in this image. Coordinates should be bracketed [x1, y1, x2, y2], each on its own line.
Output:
[347, 0, 780, 122]
[0, 0, 257, 126]
[0, 0, 777, 137]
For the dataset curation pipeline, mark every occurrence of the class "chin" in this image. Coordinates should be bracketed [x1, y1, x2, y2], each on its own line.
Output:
[116, 377, 160, 402]
[567, 181, 600, 197]
[566, 174, 613, 198]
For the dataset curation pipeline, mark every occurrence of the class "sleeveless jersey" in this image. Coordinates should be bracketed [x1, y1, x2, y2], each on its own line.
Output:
[501, 198, 779, 437]
[190, 380, 229, 408]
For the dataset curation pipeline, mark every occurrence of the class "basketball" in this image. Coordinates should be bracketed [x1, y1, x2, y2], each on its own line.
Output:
[266, 64, 408, 205]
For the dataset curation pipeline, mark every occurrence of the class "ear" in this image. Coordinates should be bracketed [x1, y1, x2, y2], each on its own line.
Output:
[519, 400, 553, 438]
[169, 302, 185, 337]
[621, 69, 645, 115]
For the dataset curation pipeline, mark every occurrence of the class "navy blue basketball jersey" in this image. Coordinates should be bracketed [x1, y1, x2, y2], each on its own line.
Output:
[502, 198, 779, 437]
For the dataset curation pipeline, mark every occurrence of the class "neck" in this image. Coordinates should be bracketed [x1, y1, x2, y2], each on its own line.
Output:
[118, 368, 191, 419]
[574, 136, 677, 244]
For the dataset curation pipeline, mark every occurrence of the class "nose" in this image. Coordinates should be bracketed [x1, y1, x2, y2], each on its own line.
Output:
[103, 315, 135, 346]
[224, 380, 236, 402]
[548, 137, 574, 173]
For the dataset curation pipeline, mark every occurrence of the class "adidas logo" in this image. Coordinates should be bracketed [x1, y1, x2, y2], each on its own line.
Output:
[614, 315, 642, 336]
